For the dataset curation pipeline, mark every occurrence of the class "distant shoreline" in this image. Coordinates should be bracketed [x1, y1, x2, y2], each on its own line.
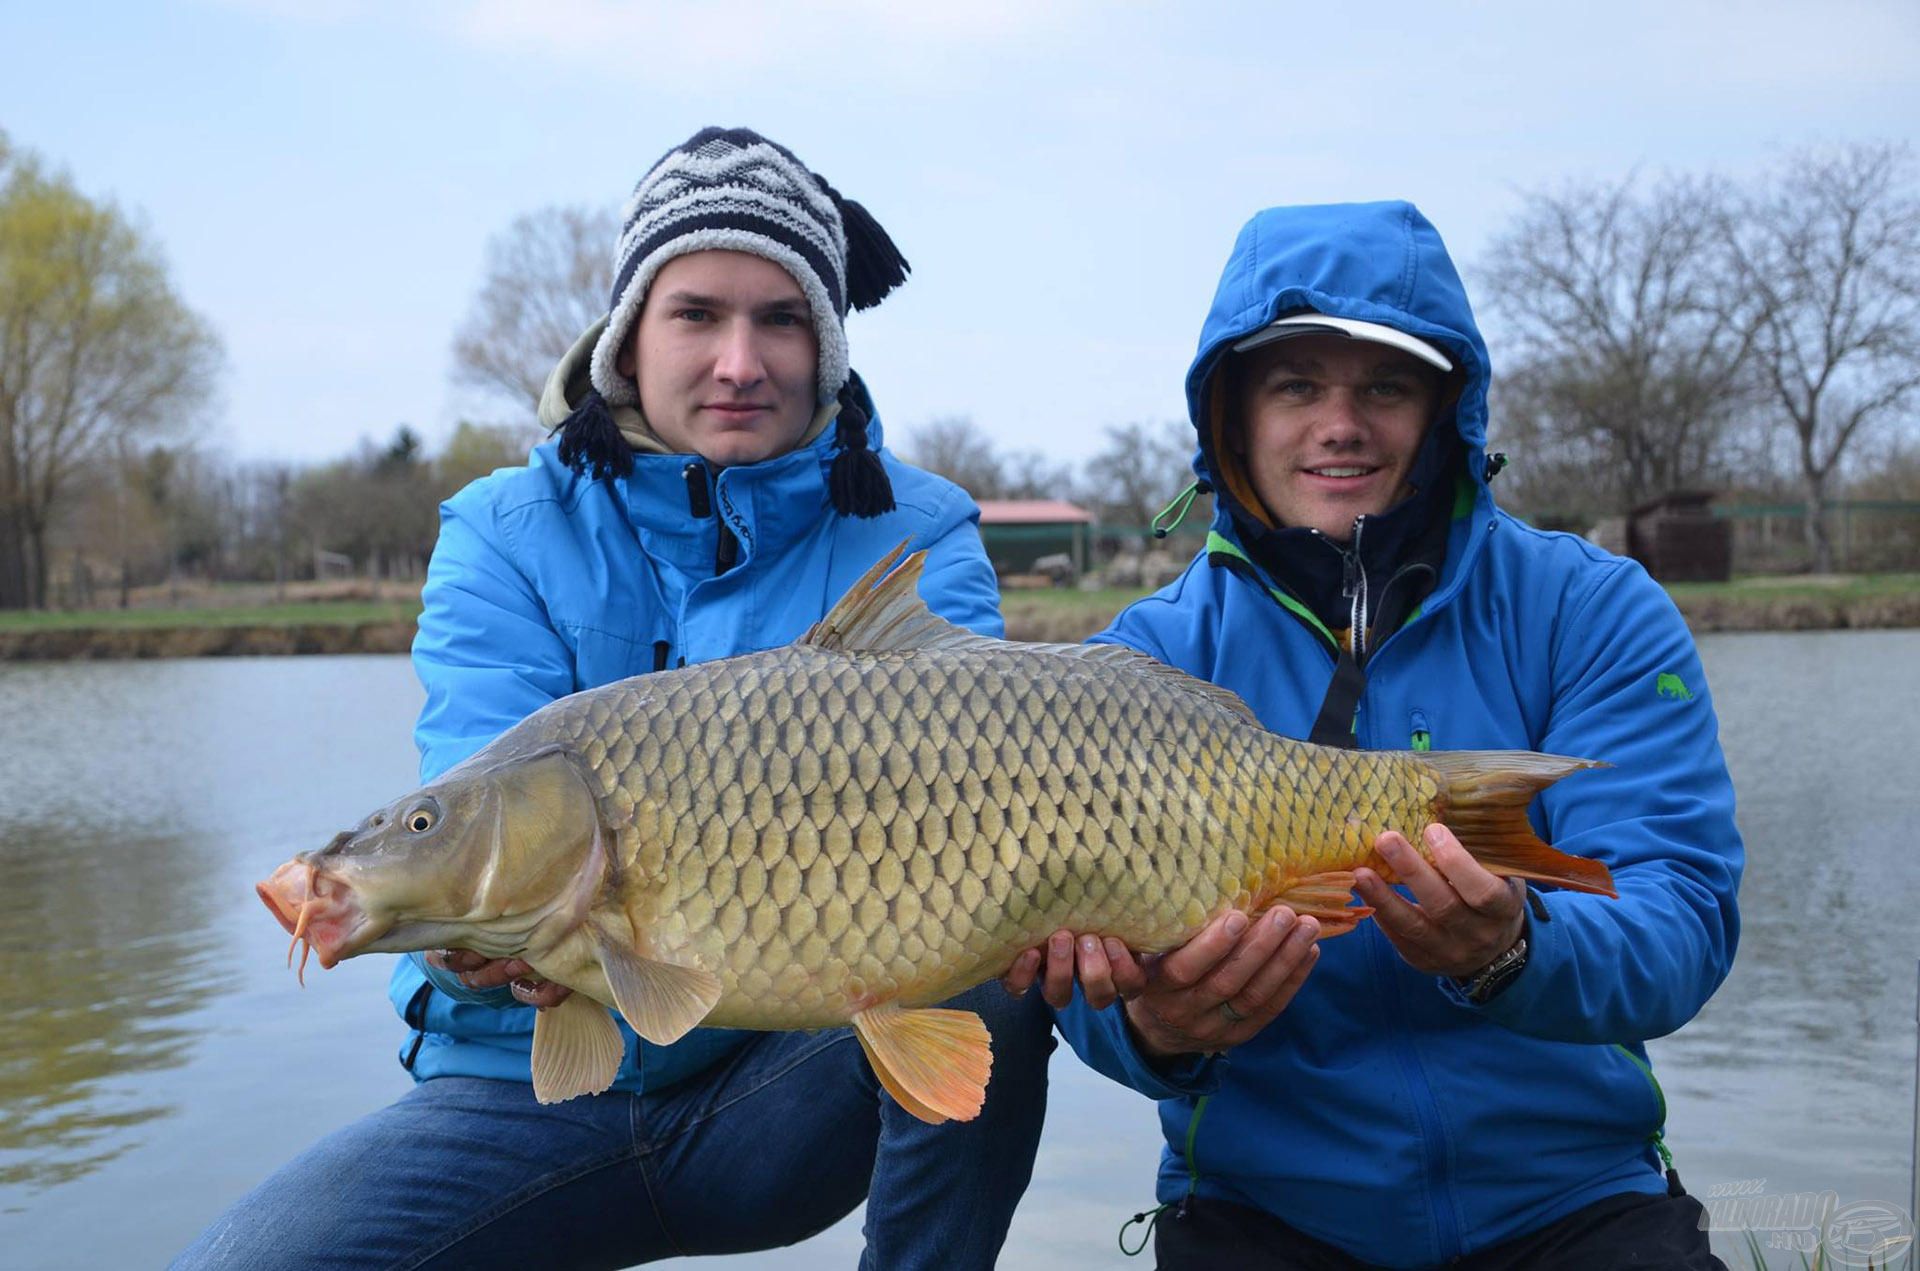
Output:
[3, 587, 1918, 661]
[0, 621, 418, 661]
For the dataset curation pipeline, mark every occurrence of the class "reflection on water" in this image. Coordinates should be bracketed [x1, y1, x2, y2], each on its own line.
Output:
[0, 636, 1914, 1266]
[0, 656, 426, 1239]
[0, 820, 219, 1188]
[1649, 630, 1920, 1209]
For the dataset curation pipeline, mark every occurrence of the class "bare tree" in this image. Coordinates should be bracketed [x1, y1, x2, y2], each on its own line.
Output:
[998, 450, 1076, 502]
[1478, 174, 1761, 519]
[1083, 420, 1197, 527]
[0, 136, 221, 608]
[1726, 143, 1920, 573]
[451, 205, 617, 413]
[897, 416, 1009, 500]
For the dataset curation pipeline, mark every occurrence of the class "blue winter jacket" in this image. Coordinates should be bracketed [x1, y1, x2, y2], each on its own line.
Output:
[1053, 202, 1744, 1267]
[387, 365, 1002, 1094]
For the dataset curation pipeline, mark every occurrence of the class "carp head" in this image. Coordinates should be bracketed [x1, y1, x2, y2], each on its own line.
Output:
[257, 746, 608, 978]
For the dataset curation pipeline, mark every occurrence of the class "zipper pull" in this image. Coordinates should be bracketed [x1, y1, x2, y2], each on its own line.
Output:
[682, 462, 711, 518]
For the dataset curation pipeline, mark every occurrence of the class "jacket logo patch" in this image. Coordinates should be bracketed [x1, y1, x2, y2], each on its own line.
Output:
[1655, 672, 1693, 702]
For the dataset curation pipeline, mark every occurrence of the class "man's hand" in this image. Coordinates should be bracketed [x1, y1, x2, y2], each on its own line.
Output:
[1002, 907, 1321, 1060]
[1352, 824, 1525, 979]
[424, 950, 572, 1009]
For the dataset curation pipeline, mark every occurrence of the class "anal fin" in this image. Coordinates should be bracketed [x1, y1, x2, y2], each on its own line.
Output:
[1262, 871, 1372, 938]
[592, 930, 722, 1046]
[851, 1002, 993, 1126]
[531, 993, 624, 1104]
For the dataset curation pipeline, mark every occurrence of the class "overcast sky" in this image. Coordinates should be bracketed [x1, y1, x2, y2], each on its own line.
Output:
[4, 0, 1916, 469]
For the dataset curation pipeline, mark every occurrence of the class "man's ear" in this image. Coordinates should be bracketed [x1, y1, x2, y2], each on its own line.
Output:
[616, 334, 637, 380]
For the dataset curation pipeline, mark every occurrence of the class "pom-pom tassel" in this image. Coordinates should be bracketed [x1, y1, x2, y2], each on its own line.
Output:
[814, 176, 910, 312]
[554, 389, 633, 484]
[829, 375, 895, 517]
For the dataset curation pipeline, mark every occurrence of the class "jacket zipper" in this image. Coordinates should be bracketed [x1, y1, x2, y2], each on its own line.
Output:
[1212, 533, 1464, 1248]
[1359, 656, 1459, 1267]
[682, 460, 738, 577]
[1307, 515, 1372, 662]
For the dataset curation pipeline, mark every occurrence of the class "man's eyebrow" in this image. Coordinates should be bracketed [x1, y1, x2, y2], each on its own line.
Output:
[756, 297, 808, 314]
[660, 290, 723, 308]
[1266, 355, 1323, 375]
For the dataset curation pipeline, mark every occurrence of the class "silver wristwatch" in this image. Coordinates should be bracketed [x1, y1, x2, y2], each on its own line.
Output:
[1457, 935, 1529, 1005]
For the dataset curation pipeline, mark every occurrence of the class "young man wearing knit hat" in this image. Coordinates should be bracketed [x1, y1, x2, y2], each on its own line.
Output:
[175, 127, 1054, 1271]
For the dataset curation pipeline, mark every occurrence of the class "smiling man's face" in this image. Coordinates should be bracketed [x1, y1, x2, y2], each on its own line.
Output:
[620, 249, 819, 466]
[1232, 333, 1442, 541]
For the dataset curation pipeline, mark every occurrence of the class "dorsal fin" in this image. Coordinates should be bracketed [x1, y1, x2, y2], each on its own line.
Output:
[802, 543, 988, 654]
[800, 541, 1264, 727]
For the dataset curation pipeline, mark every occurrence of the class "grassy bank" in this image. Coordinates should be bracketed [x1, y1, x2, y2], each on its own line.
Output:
[1666, 572, 1920, 632]
[0, 601, 420, 631]
[3, 574, 1917, 660]
[0, 599, 421, 660]
[1004, 572, 1920, 644]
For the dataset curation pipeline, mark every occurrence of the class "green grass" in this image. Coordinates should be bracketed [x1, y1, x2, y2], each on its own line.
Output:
[4, 571, 1916, 638]
[1666, 572, 1920, 603]
[1002, 587, 1155, 611]
[0, 601, 420, 632]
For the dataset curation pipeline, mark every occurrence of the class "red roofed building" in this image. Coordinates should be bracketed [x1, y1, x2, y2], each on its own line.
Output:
[976, 499, 1092, 582]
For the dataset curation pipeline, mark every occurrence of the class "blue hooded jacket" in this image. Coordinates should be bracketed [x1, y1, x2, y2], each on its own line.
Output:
[387, 362, 1002, 1094]
[1053, 202, 1743, 1266]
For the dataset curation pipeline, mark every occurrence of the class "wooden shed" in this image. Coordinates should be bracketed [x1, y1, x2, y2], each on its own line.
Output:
[1627, 491, 1732, 583]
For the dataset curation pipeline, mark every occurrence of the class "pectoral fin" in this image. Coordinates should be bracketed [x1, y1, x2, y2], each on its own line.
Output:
[592, 931, 722, 1046]
[530, 993, 624, 1104]
[1262, 871, 1372, 937]
[851, 1002, 993, 1126]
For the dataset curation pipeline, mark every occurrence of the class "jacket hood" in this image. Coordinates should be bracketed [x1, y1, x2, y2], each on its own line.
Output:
[1186, 201, 1492, 522]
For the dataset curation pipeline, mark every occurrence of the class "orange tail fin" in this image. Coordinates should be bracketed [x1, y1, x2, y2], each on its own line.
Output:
[1417, 750, 1618, 898]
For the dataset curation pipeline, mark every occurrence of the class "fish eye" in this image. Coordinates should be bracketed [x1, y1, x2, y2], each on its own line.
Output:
[404, 801, 440, 834]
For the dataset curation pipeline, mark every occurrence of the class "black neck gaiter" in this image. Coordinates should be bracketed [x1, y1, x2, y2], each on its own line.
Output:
[1223, 421, 1461, 643]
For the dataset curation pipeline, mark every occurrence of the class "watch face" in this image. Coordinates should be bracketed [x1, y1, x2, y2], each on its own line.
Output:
[1466, 936, 1528, 1004]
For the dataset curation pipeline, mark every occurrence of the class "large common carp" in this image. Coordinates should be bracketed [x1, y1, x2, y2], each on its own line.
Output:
[258, 545, 1614, 1123]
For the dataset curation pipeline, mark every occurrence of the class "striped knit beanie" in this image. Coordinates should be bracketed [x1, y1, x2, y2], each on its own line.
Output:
[557, 126, 909, 517]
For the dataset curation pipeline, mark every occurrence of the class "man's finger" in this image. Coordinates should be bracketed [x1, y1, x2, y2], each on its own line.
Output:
[1104, 938, 1150, 1000]
[1000, 947, 1042, 998]
[510, 978, 571, 1009]
[1201, 907, 1297, 1003]
[1233, 914, 1320, 1016]
[1372, 833, 1465, 921]
[1422, 825, 1514, 912]
[1041, 930, 1077, 1010]
[1354, 867, 1437, 949]
[1074, 934, 1119, 1010]
[1154, 910, 1249, 991]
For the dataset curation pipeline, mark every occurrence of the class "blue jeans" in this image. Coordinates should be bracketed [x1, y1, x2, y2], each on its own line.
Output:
[174, 983, 1053, 1270]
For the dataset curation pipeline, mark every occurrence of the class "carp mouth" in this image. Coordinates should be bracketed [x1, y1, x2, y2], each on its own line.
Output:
[257, 859, 374, 982]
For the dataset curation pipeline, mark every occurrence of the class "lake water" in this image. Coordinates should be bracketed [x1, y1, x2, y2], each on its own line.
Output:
[1, 634, 1915, 1269]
